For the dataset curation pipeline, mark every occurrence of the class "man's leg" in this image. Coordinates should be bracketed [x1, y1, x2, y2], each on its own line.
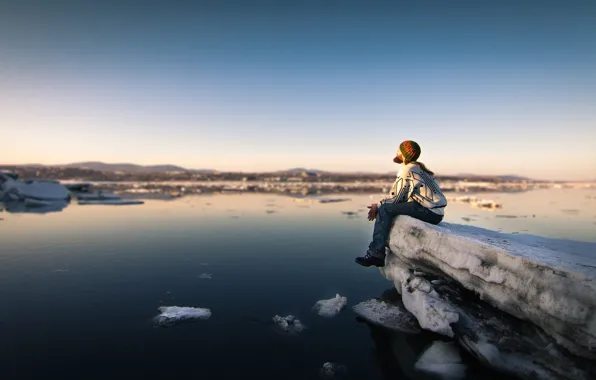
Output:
[355, 202, 421, 267]
[356, 202, 441, 267]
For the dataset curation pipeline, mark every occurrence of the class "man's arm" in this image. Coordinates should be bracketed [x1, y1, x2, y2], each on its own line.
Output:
[379, 166, 412, 205]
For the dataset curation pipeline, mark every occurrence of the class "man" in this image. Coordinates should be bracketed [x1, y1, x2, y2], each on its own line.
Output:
[355, 140, 447, 268]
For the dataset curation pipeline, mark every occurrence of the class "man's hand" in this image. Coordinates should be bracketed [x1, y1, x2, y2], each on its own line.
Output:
[367, 203, 379, 221]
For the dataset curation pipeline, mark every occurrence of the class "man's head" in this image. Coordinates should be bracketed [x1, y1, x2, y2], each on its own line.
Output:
[393, 140, 421, 164]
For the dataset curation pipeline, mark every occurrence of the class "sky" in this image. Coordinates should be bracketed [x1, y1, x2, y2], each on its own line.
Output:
[0, 0, 595, 180]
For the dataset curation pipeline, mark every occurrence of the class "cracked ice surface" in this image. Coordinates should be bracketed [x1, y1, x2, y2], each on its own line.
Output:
[382, 216, 596, 359]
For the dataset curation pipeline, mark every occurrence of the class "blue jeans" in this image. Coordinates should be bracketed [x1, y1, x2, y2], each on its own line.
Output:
[368, 201, 443, 258]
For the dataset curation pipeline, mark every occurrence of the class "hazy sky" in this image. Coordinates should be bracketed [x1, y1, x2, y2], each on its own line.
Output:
[1, 0, 595, 180]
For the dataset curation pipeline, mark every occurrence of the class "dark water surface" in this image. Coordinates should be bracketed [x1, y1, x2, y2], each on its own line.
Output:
[1, 191, 593, 379]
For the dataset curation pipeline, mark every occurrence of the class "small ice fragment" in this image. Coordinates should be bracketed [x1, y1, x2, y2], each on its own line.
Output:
[272, 314, 306, 334]
[154, 306, 211, 327]
[52, 269, 69, 273]
[319, 362, 348, 379]
[200, 263, 209, 266]
[415, 341, 467, 379]
[313, 294, 348, 317]
[197, 273, 212, 279]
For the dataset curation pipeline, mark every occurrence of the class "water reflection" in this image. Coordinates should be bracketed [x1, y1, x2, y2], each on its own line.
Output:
[1, 200, 70, 214]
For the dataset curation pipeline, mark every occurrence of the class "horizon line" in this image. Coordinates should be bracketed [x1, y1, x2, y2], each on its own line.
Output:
[2, 161, 594, 183]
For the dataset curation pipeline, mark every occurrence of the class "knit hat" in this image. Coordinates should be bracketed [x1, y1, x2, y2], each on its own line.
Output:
[398, 140, 421, 164]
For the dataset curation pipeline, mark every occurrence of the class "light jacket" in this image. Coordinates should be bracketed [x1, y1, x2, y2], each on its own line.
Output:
[380, 162, 448, 215]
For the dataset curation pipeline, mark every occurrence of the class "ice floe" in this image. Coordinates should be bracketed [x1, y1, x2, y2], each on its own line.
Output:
[197, 273, 212, 279]
[352, 298, 420, 334]
[313, 294, 347, 317]
[414, 341, 467, 379]
[0, 172, 70, 201]
[272, 315, 306, 334]
[378, 215, 596, 379]
[154, 306, 212, 327]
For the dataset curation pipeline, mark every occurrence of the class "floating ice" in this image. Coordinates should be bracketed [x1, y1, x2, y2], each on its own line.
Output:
[78, 199, 144, 205]
[0, 173, 70, 201]
[313, 294, 347, 317]
[154, 306, 211, 326]
[272, 315, 306, 334]
[197, 273, 212, 279]
[319, 362, 348, 379]
[415, 341, 467, 379]
[448, 196, 501, 210]
[352, 299, 420, 333]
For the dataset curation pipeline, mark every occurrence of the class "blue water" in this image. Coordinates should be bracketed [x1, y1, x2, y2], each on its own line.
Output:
[1, 191, 593, 379]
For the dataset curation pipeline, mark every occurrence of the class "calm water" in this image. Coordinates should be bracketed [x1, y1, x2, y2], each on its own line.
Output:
[1, 189, 595, 379]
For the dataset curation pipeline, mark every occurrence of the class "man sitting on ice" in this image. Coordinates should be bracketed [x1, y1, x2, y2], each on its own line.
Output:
[355, 140, 448, 268]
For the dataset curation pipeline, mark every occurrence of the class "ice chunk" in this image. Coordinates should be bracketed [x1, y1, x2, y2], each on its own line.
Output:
[78, 199, 144, 205]
[383, 216, 596, 359]
[313, 294, 347, 317]
[352, 299, 420, 333]
[197, 273, 212, 279]
[272, 315, 306, 334]
[154, 306, 211, 326]
[0, 174, 70, 201]
[415, 341, 466, 379]
[319, 362, 347, 379]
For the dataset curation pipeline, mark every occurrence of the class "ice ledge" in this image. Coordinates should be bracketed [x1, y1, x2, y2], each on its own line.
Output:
[381, 216, 596, 360]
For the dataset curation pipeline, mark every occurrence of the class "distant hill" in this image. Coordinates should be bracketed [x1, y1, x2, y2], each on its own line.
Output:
[60, 161, 215, 173]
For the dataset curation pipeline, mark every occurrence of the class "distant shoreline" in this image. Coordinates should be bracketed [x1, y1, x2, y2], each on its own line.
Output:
[67, 179, 594, 200]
